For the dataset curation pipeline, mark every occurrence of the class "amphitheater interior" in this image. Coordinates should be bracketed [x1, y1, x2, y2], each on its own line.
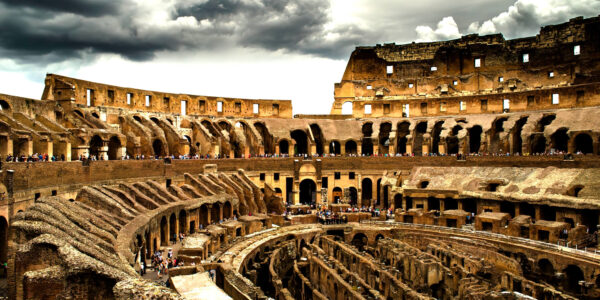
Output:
[1, 15, 600, 300]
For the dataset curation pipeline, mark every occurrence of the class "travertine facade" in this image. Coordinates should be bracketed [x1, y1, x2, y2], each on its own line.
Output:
[1, 15, 600, 300]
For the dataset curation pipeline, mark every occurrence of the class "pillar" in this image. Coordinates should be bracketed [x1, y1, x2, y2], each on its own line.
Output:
[275, 144, 280, 155]
[99, 145, 109, 160]
[406, 144, 413, 155]
[324, 143, 330, 155]
[310, 144, 316, 156]
[293, 181, 299, 205]
[206, 204, 213, 225]
[357, 143, 362, 155]
[341, 143, 346, 156]
[422, 144, 430, 155]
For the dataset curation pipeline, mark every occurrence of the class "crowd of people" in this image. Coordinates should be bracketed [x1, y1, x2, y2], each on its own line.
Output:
[2, 149, 586, 163]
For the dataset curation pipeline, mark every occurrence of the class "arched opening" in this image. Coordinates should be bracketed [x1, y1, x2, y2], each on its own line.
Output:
[351, 233, 368, 251]
[299, 179, 316, 205]
[329, 140, 341, 155]
[89, 135, 103, 159]
[0, 100, 11, 112]
[382, 185, 389, 209]
[361, 178, 372, 205]
[574, 133, 593, 154]
[332, 187, 342, 203]
[91, 112, 100, 119]
[530, 134, 547, 154]
[199, 204, 209, 227]
[551, 128, 569, 152]
[178, 210, 187, 234]
[160, 216, 168, 245]
[396, 121, 410, 155]
[562, 265, 584, 294]
[394, 193, 402, 209]
[431, 121, 444, 154]
[278, 139, 289, 155]
[512, 117, 528, 154]
[489, 118, 507, 153]
[0, 216, 7, 270]
[376, 178, 382, 206]
[362, 139, 373, 156]
[74, 110, 84, 118]
[468, 125, 482, 154]
[349, 187, 358, 206]
[413, 122, 427, 156]
[378, 122, 392, 154]
[274, 188, 282, 197]
[345, 140, 357, 155]
[169, 213, 177, 243]
[449, 125, 463, 155]
[537, 259, 555, 283]
[254, 122, 274, 155]
[375, 234, 384, 243]
[341, 101, 353, 114]
[212, 203, 221, 223]
[290, 130, 308, 156]
[184, 135, 194, 156]
[309, 124, 325, 156]
[152, 139, 165, 157]
[223, 201, 232, 219]
[362, 123, 373, 156]
[107, 136, 121, 160]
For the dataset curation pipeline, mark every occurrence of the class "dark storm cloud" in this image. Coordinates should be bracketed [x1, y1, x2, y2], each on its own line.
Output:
[0, 0, 367, 65]
[0, 0, 121, 17]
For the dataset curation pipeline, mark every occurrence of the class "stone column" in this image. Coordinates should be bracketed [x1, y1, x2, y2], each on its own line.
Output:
[99, 145, 109, 160]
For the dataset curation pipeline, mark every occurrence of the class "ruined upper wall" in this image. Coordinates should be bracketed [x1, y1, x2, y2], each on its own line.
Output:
[332, 16, 600, 117]
[42, 74, 293, 118]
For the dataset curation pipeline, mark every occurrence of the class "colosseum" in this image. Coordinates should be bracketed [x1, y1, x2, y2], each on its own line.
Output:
[0, 15, 599, 300]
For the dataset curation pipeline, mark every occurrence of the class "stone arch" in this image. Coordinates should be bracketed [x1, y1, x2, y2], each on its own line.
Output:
[254, 122, 274, 154]
[468, 125, 482, 154]
[152, 139, 165, 157]
[537, 258, 555, 282]
[278, 139, 289, 155]
[107, 136, 121, 160]
[351, 233, 368, 251]
[394, 193, 402, 209]
[530, 134, 547, 154]
[562, 264, 584, 294]
[376, 178, 382, 206]
[329, 140, 341, 155]
[361, 178, 372, 205]
[489, 117, 508, 153]
[309, 124, 325, 155]
[550, 128, 569, 152]
[223, 201, 232, 219]
[290, 130, 308, 156]
[299, 179, 316, 205]
[413, 121, 428, 156]
[169, 213, 177, 242]
[89, 135, 103, 159]
[160, 216, 168, 245]
[573, 133, 593, 154]
[431, 121, 444, 154]
[397, 121, 410, 154]
[511, 117, 528, 154]
[0, 100, 10, 112]
[349, 187, 358, 206]
[362, 122, 373, 155]
[199, 204, 209, 227]
[332, 187, 342, 203]
[341, 101, 353, 114]
[447, 125, 462, 155]
[378, 122, 392, 154]
[212, 202, 221, 223]
[345, 140, 357, 155]
[178, 210, 187, 234]
[382, 185, 390, 209]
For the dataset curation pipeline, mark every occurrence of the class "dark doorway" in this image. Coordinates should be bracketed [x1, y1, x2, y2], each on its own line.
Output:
[299, 179, 316, 205]
[574, 133, 593, 154]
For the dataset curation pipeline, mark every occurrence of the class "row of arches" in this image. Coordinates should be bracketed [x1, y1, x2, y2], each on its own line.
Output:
[297, 178, 384, 206]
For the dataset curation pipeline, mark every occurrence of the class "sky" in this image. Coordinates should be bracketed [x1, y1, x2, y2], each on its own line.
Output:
[0, 0, 598, 114]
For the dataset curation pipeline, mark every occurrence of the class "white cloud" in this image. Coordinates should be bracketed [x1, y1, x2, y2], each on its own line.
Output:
[415, 16, 461, 42]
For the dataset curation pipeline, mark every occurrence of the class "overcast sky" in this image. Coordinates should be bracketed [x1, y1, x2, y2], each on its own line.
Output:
[0, 0, 598, 114]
